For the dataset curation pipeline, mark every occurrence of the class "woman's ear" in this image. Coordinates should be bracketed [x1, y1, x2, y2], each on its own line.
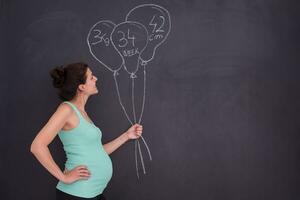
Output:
[78, 84, 85, 91]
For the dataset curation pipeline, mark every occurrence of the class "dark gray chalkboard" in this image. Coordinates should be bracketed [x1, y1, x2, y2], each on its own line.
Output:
[1, 0, 300, 200]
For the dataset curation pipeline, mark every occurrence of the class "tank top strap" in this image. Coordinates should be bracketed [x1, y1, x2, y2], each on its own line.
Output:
[62, 101, 83, 120]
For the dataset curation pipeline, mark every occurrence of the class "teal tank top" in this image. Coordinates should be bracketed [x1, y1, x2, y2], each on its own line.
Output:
[56, 101, 113, 198]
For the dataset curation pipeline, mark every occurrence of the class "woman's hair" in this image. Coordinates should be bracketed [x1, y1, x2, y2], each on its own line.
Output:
[49, 62, 88, 101]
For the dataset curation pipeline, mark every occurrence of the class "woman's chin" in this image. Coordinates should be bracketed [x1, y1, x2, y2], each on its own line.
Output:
[90, 89, 98, 95]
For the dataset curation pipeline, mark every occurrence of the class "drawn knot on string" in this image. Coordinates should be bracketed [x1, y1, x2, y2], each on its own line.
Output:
[113, 71, 119, 77]
[141, 60, 147, 66]
[130, 73, 137, 79]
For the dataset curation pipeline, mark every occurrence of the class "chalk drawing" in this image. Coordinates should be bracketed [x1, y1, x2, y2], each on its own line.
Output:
[87, 4, 171, 179]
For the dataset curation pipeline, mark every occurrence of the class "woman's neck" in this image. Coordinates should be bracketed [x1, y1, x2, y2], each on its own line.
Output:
[69, 95, 88, 111]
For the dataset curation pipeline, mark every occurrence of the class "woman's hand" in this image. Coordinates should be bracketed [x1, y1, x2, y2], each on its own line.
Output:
[126, 124, 143, 140]
[61, 165, 91, 184]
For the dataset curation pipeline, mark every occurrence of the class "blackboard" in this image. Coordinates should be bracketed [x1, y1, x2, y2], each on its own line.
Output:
[1, 0, 300, 200]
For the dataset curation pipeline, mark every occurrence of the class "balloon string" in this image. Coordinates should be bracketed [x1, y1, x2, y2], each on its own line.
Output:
[140, 135, 152, 161]
[138, 66, 146, 124]
[131, 61, 152, 179]
[131, 71, 144, 178]
[113, 70, 133, 125]
[137, 139, 146, 174]
[113, 62, 152, 179]
[131, 74, 137, 123]
[135, 140, 139, 179]
[138, 65, 152, 161]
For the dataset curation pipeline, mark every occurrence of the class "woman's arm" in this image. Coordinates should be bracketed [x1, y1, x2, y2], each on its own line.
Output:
[103, 124, 143, 155]
[30, 103, 73, 182]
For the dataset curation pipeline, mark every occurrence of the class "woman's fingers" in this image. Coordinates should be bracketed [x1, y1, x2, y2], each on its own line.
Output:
[134, 124, 142, 128]
[77, 165, 88, 169]
[126, 124, 143, 139]
[77, 169, 91, 179]
[63, 165, 92, 183]
[75, 165, 91, 177]
[78, 174, 90, 180]
[77, 167, 90, 173]
[78, 170, 91, 175]
[135, 124, 143, 131]
[76, 165, 90, 171]
[79, 172, 90, 177]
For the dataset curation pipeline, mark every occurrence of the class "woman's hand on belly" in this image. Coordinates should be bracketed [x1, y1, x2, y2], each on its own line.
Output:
[61, 165, 91, 184]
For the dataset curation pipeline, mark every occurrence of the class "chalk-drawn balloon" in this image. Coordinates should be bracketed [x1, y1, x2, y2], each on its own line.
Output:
[87, 20, 123, 72]
[111, 21, 148, 75]
[126, 4, 171, 64]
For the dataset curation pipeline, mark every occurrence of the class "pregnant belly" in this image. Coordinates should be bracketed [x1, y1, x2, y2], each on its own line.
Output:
[63, 154, 113, 193]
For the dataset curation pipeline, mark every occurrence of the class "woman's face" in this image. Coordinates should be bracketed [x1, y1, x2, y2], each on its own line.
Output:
[80, 68, 98, 95]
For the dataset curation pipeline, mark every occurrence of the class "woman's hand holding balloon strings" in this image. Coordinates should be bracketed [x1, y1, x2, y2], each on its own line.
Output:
[126, 123, 143, 140]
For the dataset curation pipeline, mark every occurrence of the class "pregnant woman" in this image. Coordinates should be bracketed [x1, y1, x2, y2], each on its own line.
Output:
[30, 62, 143, 200]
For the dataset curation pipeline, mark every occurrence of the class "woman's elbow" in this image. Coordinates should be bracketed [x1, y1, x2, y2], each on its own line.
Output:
[102, 146, 111, 155]
[30, 142, 37, 153]
[30, 141, 44, 154]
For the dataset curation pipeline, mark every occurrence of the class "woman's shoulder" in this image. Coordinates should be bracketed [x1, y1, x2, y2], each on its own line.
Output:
[56, 102, 74, 116]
